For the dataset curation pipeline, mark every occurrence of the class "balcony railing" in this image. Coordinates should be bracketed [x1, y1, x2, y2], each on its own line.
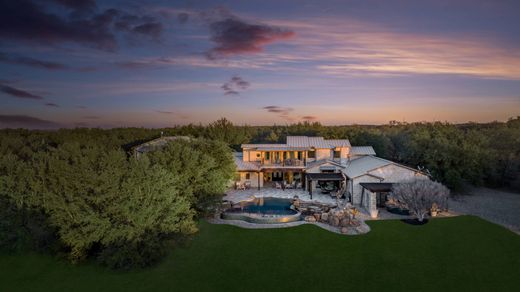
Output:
[260, 158, 305, 167]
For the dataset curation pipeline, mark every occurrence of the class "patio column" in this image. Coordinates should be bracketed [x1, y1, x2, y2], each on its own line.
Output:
[257, 171, 261, 190]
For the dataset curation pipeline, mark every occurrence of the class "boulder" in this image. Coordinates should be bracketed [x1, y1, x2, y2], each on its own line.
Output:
[321, 212, 329, 222]
[313, 213, 321, 221]
[305, 216, 317, 223]
[332, 216, 340, 227]
[341, 227, 349, 234]
[340, 218, 350, 227]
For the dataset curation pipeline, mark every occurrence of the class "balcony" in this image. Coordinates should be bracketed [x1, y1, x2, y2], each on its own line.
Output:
[261, 158, 305, 167]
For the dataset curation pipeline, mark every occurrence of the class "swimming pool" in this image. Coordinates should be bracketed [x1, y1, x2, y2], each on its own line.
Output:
[222, 197, 301, 224]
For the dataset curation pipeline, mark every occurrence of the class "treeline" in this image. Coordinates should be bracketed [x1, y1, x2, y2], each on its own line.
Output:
[0, 116, 519, 268]
[0, 136, 234, 269]
[161, 117, 519, 191]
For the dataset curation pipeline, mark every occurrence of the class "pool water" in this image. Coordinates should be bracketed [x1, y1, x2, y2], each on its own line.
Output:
[228, 198, 297, 215]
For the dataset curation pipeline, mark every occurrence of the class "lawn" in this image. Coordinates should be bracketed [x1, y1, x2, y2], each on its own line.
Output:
[1, 216, 519, 292]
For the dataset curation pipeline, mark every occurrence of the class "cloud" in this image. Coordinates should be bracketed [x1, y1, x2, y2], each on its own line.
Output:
[77, 105, 87, 109]
[45, 102, 60, 107]
[0, 84, 44, 100]
[177, 12, 189, 24]
[263, 106, 293, 115]
[208, 15, 295, 58]
[221, 75, 250, 95]
[301, 115, 318, 121]
[82, 115, 100, 119]
[131, 22, 163, 38]
[0, 114, 59, 129]
[50, 0, 96, 12]
[0, 0, 164, 51]
[156, 110, 173, 114]
[0, 52, 68, 70]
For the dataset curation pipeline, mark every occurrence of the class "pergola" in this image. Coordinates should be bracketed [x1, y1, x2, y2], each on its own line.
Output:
[305, 172, 345, 199]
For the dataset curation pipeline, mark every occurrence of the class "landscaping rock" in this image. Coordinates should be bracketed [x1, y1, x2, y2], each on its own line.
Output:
[332, 217, 340, 227]
[305, 216, 317, 223]
[340, 218, 350, 227]
[313, 213, 321, 221]
[341, 227, 349, 234]
[321, 212, 329, 222]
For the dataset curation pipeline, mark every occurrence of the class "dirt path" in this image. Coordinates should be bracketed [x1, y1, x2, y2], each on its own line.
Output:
[448, 186, 520, 234]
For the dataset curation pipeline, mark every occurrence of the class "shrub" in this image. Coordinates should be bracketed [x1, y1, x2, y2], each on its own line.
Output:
[392, 179, 449, 222]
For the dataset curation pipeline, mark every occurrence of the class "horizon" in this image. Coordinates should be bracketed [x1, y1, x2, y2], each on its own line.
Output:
[1, 0, 520, 129]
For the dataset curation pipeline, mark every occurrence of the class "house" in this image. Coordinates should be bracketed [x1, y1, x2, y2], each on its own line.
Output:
[234, 136, 428, 217]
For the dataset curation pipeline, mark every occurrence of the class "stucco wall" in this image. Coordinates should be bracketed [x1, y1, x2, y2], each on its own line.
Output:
[238, 171, 263, 188]
[351, 175, 381, 205]
[368, 164, 427, 182]
[315, 148, 332, 160]
[350, 163, 427, 206]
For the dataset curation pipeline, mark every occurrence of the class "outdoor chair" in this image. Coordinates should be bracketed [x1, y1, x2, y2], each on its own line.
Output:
[244, 181, 251, 189]
[275, 182, 282, 189]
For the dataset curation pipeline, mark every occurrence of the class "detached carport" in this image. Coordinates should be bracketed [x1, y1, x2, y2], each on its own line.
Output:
[359, 182, 394, 218]
[306, 173, 345, 199]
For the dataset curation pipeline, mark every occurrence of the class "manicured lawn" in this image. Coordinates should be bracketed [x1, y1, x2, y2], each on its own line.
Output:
[1, 216, 519, 292]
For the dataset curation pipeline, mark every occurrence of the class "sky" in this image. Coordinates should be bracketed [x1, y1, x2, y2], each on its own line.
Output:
[1, 0, 519, 128]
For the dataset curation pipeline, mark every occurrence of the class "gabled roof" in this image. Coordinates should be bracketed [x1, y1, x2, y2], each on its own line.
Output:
[344, 156, 391, 178]
[306, 159, 345, 169]
[287, 136, 351, 148]
[233, 153, 260, 171]
[344, 155, 422, 178]
[350, 146, 376, 156]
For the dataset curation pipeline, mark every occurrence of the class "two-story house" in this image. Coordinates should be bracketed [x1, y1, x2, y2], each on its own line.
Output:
[234, 136, 427, 217]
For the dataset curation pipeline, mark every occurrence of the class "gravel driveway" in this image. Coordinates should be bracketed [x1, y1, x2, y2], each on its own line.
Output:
[449, 186, 520, 234]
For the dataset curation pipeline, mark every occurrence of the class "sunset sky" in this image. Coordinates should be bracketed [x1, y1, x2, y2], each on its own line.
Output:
[1, 0, 519, 128]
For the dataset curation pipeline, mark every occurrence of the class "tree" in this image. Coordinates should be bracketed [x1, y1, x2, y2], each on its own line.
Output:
[392, 179, 450, 222]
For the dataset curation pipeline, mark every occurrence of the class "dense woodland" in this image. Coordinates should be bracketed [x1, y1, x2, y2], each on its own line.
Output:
[1, 117, 519, 268]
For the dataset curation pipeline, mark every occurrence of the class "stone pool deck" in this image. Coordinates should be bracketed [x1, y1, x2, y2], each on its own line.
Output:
[224, 188, 339, 205]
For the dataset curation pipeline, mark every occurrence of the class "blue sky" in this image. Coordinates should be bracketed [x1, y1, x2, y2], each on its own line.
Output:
[1, 0, 519, 128]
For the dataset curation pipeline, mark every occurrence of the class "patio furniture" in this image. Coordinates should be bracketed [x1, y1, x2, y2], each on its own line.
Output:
[285, 182, 294, 189]
[275, 182, 282, 189]
[236, 182, 246, 190]
[296, 182, 302, 189]
[244, 181, 251, 189]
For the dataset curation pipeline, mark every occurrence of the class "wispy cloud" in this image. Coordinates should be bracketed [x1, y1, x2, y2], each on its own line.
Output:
[0, 114, 59, 129]
[0, 52, 68, 70]
[0, 83, 44, 100]
[44, 102, 60, 107]
[221, 76, 250, 95]
[207, 12, 295, 58]
[266, 17, 520, 79]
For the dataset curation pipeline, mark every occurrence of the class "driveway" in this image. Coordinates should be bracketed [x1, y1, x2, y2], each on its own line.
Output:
[448, 186, 520, 234]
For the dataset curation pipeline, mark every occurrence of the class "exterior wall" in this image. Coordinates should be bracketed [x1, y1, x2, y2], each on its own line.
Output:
[360, 189, 378, 218]
[368, 164, 427, 182]
[340, 147, 349, 164]
[242, 150, 261, 162]
[351, 175, 381, 205]
[238, 171, 263, 188]
[315, 148, 332, 160]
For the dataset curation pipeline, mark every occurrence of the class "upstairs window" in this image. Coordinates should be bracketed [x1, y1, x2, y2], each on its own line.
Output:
[334, 150, 341, 158]
[245, 173, 250, 180]
[308, 150, 315, 158]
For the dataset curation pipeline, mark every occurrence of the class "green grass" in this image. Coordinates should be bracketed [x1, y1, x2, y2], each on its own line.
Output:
[1, 216, 519, 292]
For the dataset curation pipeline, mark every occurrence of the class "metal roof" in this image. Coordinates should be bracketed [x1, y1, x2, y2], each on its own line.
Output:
[349, 146, 376, 156]
[344, 156, 392, 178]
[233, 153, 260, 171]
[242, 136, 351, 150]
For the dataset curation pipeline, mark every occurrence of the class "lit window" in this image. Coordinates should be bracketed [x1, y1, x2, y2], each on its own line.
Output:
[245, 173, 250, 179]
